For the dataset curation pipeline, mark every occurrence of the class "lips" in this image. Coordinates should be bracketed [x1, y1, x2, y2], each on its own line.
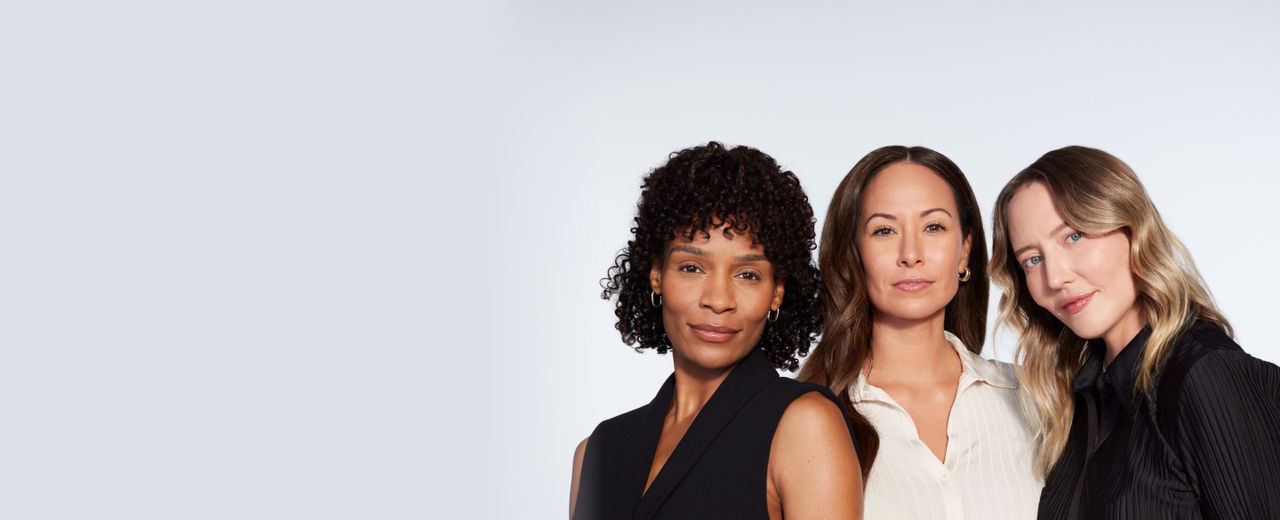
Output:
[893, 278, 934, 293]
[1059, 291, 1095, 315]
[689, 324, 740, 343]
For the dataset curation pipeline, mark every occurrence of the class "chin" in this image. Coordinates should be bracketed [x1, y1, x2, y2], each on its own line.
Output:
[676, 344, 754, 371]
[880, 301, 949, 322]
[1057, 316, 1106, 340]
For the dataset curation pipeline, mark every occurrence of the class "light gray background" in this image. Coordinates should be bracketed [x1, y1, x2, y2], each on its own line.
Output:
[3, 1, 1277, 519]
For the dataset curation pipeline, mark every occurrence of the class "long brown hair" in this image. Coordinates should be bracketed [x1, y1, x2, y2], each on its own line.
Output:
[989, 145, 1232, 476]
[799, 145, 989, 477]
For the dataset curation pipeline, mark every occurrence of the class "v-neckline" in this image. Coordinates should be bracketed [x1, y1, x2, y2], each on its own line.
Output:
[630, 349, 779, 519]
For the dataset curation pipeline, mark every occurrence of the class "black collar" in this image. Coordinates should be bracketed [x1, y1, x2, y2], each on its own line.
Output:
[1073, 326, 1153, 412]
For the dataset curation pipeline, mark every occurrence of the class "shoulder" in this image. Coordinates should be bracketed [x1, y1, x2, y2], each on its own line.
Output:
[588, 402, 651, 442]
[948, 331, 1020, 390]
[761, 379, 850, 424]
[1162, 324, 1280, 425]
[771, 389, 859, 468]
[771, 383, 855, 451]
[1182, 321, 1244, 355]
[967, 353, 1022, 391]
[1178, 348, 1279, 401]
[768, 389, 863, 518]
[765, 376, 840, 399]
[990, 358, 1021, 387]
[777, 391, 847, 432]
[1169, 322, 1269, 392]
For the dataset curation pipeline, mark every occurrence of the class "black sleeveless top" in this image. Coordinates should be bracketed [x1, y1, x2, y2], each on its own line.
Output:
[573, 349, 856, 520]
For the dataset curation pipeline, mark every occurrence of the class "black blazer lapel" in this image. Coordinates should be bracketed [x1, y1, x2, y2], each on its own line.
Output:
[625, 374, 675, 508]
[633, 349, 778, 519]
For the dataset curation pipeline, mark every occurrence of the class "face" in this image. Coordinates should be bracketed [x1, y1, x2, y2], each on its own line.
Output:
[857, 162, 972, 324]
[1006, 182, 1146, 350]
[650, 225, 785, 373]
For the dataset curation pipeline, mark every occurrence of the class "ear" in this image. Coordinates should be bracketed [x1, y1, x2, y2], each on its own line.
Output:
[959, 233, 973, 274]
[649, 261, 663, 295]
[771, 276, 786, 310]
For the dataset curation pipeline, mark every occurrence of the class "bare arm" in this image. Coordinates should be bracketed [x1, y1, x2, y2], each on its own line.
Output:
[769, 392, 863, 520]
[569, 437, 588, 519]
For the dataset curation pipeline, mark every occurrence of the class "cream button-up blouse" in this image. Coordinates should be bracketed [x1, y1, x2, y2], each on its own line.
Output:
[850, 332, 1043, 519]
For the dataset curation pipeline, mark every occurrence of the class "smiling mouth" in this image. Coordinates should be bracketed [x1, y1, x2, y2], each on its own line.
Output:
[1060, 292, 1095, 315]
[689, 324, 739, 343]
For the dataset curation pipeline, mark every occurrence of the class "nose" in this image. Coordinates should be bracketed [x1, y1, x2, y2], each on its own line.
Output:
[700, 272, 735, 313]
[897, 231, 922, 267]
[1044, 255, 1075, 290]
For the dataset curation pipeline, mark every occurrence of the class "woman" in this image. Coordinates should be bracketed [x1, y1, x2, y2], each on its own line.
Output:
[800, 146, 1042, 519]
[990, 146, 1280, 518]
[569, 142, 862, 520]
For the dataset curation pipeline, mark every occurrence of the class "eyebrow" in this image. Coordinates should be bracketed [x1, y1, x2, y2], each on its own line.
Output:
[668, 245, 769, 263]
[1012, 222, 1071, 258]
[863, 208, 953, 226]
[669, 245, 704, 256]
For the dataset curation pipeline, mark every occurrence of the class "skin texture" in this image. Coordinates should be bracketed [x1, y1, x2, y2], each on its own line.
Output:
[1006, 182, 1147, 362]
[857, 162, 972, 462]
[766, 392, 863, 519]
[570, 225, 862, 519]
[569, 439, 587, 518]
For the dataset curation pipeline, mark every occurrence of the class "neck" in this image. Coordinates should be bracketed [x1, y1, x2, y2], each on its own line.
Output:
[1102, 305, 1149, 366]
[866, 309, 959, 382]
[668, 355, 740, 422]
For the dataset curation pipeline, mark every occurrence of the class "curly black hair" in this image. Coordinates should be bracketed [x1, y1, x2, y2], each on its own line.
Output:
[601, 141, 823, 371]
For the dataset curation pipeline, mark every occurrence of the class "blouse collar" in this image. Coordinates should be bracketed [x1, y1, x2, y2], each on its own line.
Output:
[1073, 325, 1153, 412]
[848, 331, 1017, 403]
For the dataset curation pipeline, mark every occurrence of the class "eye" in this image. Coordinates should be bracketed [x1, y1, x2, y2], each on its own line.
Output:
[925, 223, 947, 233]
[677, 264, 703, 274]
[1065, 232, 1083, 244]
[1020, 255, 1043, 269]
[870, 226, 894, 237]
[736, 271, 762, 281]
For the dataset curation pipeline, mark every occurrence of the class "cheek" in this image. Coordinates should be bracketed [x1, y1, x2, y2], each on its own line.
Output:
[1024, 273, 1056, 311]
[1103, 245, 1138, 299]
[857, 243, 893, 279]
[860, 257, 891, 297]
[659, 279, 697, 314]
[928, 240, 961, 265]
[1085, 237, 1134, 289]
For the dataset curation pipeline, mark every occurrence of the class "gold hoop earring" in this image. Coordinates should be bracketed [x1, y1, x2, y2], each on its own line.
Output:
[767, 307, 780, 323]
[650, 291, 662, 307]
[958, 266, 971, 283]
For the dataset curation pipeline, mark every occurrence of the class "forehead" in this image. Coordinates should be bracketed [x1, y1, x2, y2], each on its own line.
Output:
[861, 162, 956, 215]
[1007, 182, 1065, 243]
[668, 225, 768, 254]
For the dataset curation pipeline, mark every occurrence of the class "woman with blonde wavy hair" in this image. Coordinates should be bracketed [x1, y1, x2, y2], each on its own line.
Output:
[991, 145, 1280, 518]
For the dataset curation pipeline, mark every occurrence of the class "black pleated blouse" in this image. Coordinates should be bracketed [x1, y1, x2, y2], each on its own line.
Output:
[1038, 321, 1280, 519]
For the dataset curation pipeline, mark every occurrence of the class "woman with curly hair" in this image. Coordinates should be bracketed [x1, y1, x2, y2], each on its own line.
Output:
[799, 146, 1041, 519]
[568, 142, 863, 520]
[992, 146, 1280, 518]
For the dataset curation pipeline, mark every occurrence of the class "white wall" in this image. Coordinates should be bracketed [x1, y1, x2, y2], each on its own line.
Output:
[4, 1, 1278, 519]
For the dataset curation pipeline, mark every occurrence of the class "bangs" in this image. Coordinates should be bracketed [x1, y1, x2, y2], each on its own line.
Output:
[673, 209, 761, 246]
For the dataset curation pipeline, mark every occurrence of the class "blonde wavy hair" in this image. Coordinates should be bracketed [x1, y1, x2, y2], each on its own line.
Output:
[989, 146, 1232, 476]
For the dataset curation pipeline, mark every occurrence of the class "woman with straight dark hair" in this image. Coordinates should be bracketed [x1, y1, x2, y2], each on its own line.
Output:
[800, 146, 1041, 519]
[570, 142, 863, 520]
[992, 145, 1280, 518]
